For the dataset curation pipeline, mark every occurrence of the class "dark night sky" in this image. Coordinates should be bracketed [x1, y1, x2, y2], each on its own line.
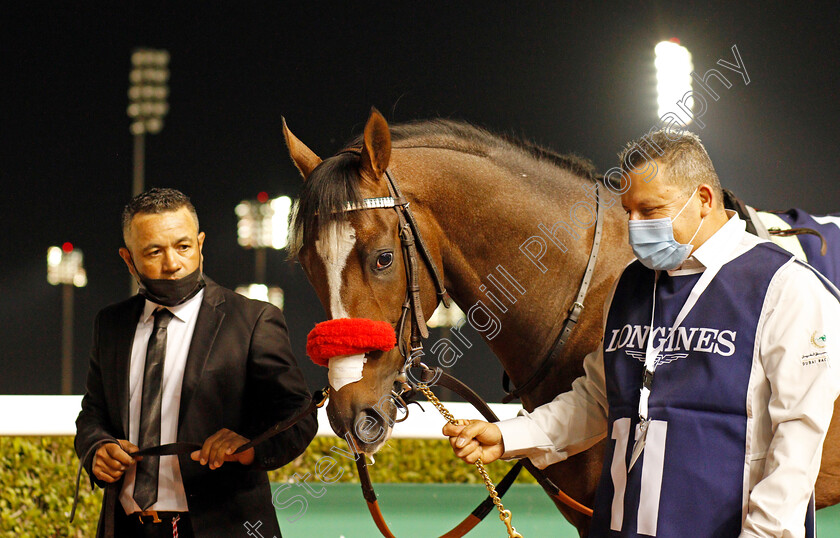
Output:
[3, 3, 840, 397]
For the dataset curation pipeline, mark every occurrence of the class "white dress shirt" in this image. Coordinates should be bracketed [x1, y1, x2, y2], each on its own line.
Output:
[496, 211, 840, 538]
[118, 289, 204, 514]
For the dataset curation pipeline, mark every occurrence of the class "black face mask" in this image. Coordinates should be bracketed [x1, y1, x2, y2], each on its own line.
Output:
[131, 260, 206, 307]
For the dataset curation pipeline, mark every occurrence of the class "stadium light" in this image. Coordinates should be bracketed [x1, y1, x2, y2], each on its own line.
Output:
[47, 244, 87, 395]
[655, 39, 694, 123]
[235, 194, 293, 250]
[128, 48, 170, 197]
[235, 193, 292, 309]
[128, 48, 170, 138]
[47, 244, 87, 288]
[235, 284, 285, 310]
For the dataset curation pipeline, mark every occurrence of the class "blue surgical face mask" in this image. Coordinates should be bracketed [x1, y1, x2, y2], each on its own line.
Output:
[628, 188, 704, 271]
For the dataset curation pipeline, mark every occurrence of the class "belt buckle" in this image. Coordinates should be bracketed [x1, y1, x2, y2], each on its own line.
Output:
[137, 510, 162, 524]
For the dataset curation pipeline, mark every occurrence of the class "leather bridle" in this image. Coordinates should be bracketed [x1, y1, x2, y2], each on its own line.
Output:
[327, 156, 601, 536]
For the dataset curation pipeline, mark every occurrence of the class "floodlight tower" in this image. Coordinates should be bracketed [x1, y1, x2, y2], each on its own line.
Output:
[128, 48, 170, 197]
[47, 243, 87, 394]
[234, 193, 293, 309]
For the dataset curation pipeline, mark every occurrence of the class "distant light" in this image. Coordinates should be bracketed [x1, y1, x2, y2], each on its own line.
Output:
[73, 270, 88, 288]
[47, 246, 86, 287]
[236, 283, 284, 310]
[236, 195, 293, 250]
[270, 196, 292, 249]
[655, 40, 694, 123]
[145, 117, 163, 134]
[128, 48, 169, 135]
[257, 191, 269, 203]
[47, 246, 64, 267]
[245, 283, 268, 300]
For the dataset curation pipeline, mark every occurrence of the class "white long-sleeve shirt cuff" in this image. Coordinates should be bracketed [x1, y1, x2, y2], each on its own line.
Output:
[497, 415, 555, 458]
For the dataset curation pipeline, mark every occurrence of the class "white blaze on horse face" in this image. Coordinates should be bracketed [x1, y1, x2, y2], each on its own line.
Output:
[315, 220, 367, 391]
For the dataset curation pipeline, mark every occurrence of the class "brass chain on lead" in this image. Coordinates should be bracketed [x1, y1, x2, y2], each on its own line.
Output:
[417, 383, 523, 538]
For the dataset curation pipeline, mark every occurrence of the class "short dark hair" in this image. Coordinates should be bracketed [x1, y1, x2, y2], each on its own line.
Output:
[619, 128, 723, 204]
[122, 188, 200, 243]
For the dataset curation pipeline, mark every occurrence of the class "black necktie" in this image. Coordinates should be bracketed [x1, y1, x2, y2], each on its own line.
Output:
[133, 308, 174, 510]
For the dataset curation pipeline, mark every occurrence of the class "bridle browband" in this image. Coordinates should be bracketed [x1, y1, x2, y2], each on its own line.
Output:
[341, 196, 406, 212]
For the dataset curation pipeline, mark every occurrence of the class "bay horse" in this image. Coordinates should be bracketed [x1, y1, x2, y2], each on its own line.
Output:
[283, 108, 840, 536]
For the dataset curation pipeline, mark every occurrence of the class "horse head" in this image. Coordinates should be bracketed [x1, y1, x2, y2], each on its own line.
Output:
[285, 109, 442, 454]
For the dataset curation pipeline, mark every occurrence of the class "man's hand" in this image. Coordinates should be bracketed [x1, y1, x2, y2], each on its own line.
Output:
[442, 420, 505, 464]
[190, 428, 255, 470]
[93, 439, 139, 483]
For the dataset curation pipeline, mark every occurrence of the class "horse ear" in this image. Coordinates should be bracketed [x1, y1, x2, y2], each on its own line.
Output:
[282, 117, 322, 180]
[360, 107, 392, 180]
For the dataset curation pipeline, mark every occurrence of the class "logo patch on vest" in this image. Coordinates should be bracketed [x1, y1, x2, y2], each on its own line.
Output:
[811, 331, 827, 349]
[802, 331, 830, 366]
[605, 324, 737, 360]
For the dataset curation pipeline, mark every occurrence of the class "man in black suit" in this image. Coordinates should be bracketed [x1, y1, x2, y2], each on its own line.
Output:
[75, 188, 317, 537]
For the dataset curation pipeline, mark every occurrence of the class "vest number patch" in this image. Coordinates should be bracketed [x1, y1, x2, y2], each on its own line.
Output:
[610, 417, 668, 536]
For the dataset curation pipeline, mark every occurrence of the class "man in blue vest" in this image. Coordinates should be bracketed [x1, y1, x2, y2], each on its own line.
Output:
[444, 129, 840, 537]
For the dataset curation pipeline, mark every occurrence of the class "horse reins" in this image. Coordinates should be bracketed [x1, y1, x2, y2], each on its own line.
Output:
[353, 364, 595, 538]
[70, 388, 331, 533]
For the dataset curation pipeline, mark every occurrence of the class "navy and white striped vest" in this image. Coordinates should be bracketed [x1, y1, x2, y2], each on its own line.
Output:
[590, 242, 799, 537]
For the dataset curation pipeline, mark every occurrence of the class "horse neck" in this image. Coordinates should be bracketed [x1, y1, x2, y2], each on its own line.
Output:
[391, 146, 631, 405]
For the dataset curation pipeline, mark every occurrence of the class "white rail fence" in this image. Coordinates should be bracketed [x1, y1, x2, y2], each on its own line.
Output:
[0, 395, 523, 439]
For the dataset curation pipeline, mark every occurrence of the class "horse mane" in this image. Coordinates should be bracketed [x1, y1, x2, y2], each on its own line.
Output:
[383, 119, 596, 181]
[289, 119, 596, 256]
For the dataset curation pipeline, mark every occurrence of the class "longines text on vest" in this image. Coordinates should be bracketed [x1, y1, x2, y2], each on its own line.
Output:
[605, 325, 737, 356]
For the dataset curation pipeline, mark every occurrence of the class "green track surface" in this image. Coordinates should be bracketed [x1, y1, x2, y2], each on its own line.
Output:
[271, 483, 840, 537]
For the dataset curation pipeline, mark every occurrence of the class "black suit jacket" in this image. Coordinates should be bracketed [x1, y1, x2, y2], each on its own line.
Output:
[75, 277, 317, 537]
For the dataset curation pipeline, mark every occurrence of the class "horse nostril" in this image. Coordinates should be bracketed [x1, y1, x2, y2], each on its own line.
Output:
[353, 408, 386, 445]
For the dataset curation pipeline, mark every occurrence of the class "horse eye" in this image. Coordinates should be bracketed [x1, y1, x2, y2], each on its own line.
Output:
[376, 251, 394, 270]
